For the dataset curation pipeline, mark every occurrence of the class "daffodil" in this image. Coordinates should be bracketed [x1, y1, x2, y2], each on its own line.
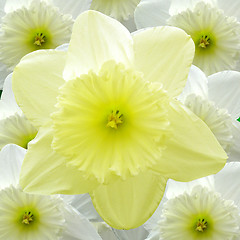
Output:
[0, 0, 92, 88]
[135, 0, 240, 75]
[178, 66, 240, 161]
[145, 162, 240, 239]
[12, 10, 227, 229]
[0, 74, 37, 149]
[0, 144, 103, 240]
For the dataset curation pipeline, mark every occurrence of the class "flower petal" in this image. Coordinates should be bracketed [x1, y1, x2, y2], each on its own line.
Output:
[52, 0, 91, 19]
[178, 65, 208, 102]
[133, 26, 195, 97]
[90, 171, 167, 229]
[114, 226, 149, 240]
[150, 100, 227, 181]
[228, 121, 240, 162]
[134, 0, 171, 28]
[19, 123, 99, 195]
[12, 50, 66, 129]
[208, 71, 240, 120]
[0, 144, 26, 189]
[63, 10, 133, 80]
[214, 162, 240, 207]
[217, 0, 240, 21]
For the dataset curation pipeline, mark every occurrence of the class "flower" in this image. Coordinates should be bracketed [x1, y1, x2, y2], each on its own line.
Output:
[144, 162, 240, 239]
[135, 0, 240, 75]
[12, 10, 227, 229]
[0, 74, 37, 149]
[178, 65, 240, 161]
[0, 0, 91, 88]
[0, 144, 103, 240]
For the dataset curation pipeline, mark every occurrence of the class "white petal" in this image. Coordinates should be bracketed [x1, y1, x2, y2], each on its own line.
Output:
[178, 65, 208, 102]
[64, 10, 133, 80]
[0, 63, 10, 89]
[134, 0, 171, 29]
[1, 73, 21, 113]
[4, 0, 33, 12]
[214, 162, 240, 208]
[62, 206, 102, 240]
[0, 144, 26, 189]
[217, 0, 240, 20]
[92, 222, 118, 240]
[208, 71, 240, 120]
[113, 226, 149, 240]
[228, 121, 240, 162]
[52, 0, 91, 19]
[61, 194, 102, 222]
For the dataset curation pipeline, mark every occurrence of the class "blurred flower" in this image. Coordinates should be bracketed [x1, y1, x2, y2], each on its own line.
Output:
[12, 10, 227, 229]
[135, 0, 240, 75]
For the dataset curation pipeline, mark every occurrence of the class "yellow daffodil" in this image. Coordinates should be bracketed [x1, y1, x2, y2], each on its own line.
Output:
[12, 10, 227, 229]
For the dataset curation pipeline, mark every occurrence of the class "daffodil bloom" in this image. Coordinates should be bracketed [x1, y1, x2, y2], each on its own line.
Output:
[0, 144, 103, 240]
[135, 0, 240, 75]
[178, 66, 240, 161]
[145, 162, 240, 239]
[0, 0, 91, 88]
[0, 74, 37, 149]
[12, 10, 227, 229]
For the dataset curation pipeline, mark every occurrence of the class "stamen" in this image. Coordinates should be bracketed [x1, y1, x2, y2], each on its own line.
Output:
[34, 33, 46, 46]
[195, 218, 208, 232]
[107, 110, 123, 129]
[198, 35, 210, 48]
[22, 211, 34, 225]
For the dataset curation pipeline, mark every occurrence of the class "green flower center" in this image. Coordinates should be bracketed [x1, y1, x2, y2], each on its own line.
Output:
[22, 211, 34, 225]
[34, 33, 46, 46]
[107, 110, 123, 129]
[198, 35, 211, 48]
[195, 218, 208, 232]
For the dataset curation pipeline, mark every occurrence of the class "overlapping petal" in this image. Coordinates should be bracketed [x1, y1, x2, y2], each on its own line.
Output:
[90, 172, 167, 229]
[19, 123, 99, 194]
[133, 26, 195, 97]
[12, 50, 66, 129]
[150, 100, 227, 181]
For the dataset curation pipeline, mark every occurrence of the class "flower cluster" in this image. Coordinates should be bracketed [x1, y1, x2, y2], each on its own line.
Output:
[0, 0, 239, 239]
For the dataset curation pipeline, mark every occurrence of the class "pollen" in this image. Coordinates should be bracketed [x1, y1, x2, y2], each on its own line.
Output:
[198, 35, 210, 48]
[22, 211, 34, 225]
[195, 218, 208, 232]
[34, 33, 46, 46]
[107, 110, 123, 129]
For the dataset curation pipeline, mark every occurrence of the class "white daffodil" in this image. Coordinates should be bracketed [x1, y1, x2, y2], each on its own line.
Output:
[178, 65, 240, 162]
[0, 144, 102, 240]
[135, 0, 240, 76]
[90, 0, 140, 31]
[0, 74, 37, 149]
[12, 10, 227, 229]
[144, 162, 240, 240]
[0, 0, 92, 88]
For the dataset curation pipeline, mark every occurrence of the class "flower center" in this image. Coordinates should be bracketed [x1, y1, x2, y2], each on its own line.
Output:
[198, 35, 210, 48]
[106, 110, 123, 129]
[195, 218, 208, 232]
[22, 211, 34, 225]
[34, 33, 46, 46]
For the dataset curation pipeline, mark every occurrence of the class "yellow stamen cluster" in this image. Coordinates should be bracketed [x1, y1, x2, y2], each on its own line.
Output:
[34, 33, 46, 46]
[195, 218, 208, 232]
[198, 35, 210, 48]
[22, 211, 34, 225]
[107, 110, 123, 129]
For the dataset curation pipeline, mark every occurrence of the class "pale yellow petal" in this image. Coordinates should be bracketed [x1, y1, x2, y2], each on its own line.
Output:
[151, 100, 227, 181]
[63, 10, 133, 80]
[133, 26, 195, 97]
[90, 171, 167, 229]
[12, 50, 66, 129]
[19, 123, 99, 194]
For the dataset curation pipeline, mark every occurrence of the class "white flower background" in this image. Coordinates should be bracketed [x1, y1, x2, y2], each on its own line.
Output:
[0, 0, 240, 239]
